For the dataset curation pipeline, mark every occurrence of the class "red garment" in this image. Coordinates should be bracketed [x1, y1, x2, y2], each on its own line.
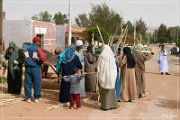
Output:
[33, 36, 41, 43]
[70, 94, 81, 108]
[37, 48, 45, 63]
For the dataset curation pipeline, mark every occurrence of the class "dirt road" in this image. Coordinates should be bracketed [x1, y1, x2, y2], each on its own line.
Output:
[0, 45, 179, 120]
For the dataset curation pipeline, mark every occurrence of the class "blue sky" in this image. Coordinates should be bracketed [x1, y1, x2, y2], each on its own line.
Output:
[3, 0, 180, 27]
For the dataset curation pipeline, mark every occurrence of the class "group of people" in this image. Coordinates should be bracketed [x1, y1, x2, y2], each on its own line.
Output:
[4, 36, 170, 111]
[55, 39, 156, 111]
[5, 36, 45, 103]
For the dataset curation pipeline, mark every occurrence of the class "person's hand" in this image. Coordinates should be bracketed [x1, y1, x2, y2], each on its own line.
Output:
[151, 52, 154, 55]
[13, 60, 18, 65]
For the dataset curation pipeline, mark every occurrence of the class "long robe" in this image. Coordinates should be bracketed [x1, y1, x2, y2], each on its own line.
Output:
[133, 51, 152, 97]
[5, 42, 25, 94]
[97, 45, 118, 110]
[120, 55, 137, 101]
[115, 60, 120, 100]
[84, 53, 96, 92]
[158, 50, 168, 72]
[99, 83, 118, 110]
[59, 55, 82, 103]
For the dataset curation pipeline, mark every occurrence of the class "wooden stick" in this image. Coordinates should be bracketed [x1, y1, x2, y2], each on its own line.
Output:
[96, 25, 104, 45]
[108, 35, 112, 45]
[59, 72, 98, 79]
[44, 103, 63, 111]
[123, 29, 128, 46]
[116, 24, 128, 51]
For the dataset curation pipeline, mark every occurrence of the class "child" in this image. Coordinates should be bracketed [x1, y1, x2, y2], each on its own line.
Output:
[63, 68, 84, 109]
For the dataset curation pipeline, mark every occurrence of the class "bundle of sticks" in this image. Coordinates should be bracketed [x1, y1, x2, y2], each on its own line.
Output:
[0, 94, 24, 106]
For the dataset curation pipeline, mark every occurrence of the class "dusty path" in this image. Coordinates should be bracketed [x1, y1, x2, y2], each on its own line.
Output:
[0, 44, 179, 120]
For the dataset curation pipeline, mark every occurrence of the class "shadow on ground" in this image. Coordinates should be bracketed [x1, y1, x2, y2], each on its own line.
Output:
[155, 98, 180, 109]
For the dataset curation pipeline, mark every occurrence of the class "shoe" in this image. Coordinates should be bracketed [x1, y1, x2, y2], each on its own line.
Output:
[166, 72, 171, 75]
[161, 72, 163, 75]
[117, 100, 121, 102]
[26, 98, 31, 103]
[63, 103, 70, 107]
[34, 98, 40, 103]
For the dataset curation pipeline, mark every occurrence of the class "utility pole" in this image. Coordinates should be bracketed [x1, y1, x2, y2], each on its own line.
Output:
[0, 0, 3, 54]
[68, 0, 72, 45]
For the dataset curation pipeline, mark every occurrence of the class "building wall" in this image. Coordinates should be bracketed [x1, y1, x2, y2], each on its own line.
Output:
[3, 20, 32, 49]
[32, 21, 56, 52]
[56, 25, 65, 49]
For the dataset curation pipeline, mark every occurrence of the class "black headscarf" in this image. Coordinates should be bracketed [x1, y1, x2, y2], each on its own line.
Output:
[123, 47, 135, 68]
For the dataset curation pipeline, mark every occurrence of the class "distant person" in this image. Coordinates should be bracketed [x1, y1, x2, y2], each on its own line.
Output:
[84, 53, 97, 92]
[24, 37, 45, 103]
[87, 40, 95, 55]
[5, 42, 25, 95]
[158, 44, 170, 75]
[56, 45, 82, 106]
[97, 45, 119, 110]
[133, 44, 153, 98]
[119, 47, 137, 102]
[63, 68, 84, 109]
[110, 39, 118, 57]
[75, 40, 86, 98]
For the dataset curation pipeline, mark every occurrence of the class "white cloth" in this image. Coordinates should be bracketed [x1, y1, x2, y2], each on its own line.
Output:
[158, 50, 168, 72]
[76, 40, 83, 46]
[97, 45, 117, 89]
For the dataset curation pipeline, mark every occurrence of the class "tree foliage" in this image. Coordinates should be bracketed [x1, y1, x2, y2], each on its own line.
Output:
[32, 11, 67, 25]
[88, 27, 110, 44]
[135, 18, 147, 43]
[32, 11, 52, 22]
[53, 12, 68, 25]
[75, 14, 89, 27]
[88, 3, 122, 34]
[155, 24, 180, 44]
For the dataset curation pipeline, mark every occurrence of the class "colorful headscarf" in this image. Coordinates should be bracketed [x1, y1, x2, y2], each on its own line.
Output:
[62, 45, 76, 64]
[56, 45, 76, 73]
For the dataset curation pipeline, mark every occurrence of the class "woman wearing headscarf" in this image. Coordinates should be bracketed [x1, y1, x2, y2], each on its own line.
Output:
[119, 47, 137, 102]
[133, 44, 153, 98]
[56, 45, 82, 105]
[97, 45, 118, 110]
[84, 52, 97, 92]
[5, 42, 25, 94]
[158, 44, 170, 75]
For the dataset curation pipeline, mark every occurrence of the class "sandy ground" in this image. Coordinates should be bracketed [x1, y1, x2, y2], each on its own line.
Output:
[0, 44, 179, 120]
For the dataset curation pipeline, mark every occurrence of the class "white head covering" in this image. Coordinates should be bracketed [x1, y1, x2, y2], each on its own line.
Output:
[134, 44, 144, 51]
[76, 40, 83, 46]
[97, 45, 117, 89]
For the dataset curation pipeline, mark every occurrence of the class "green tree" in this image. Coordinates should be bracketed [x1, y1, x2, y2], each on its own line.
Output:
[75, 14, 89, 27]
[157, 24, 168, 43]
[53, 12, 68, 25]
[88, 27, 110, 44]
[158, 24, 167, 37]
[88, 3, 122, 34]
[135, 18, 147, 43]
[123, 21, 134, 38]
[32, 11, 52, 22]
